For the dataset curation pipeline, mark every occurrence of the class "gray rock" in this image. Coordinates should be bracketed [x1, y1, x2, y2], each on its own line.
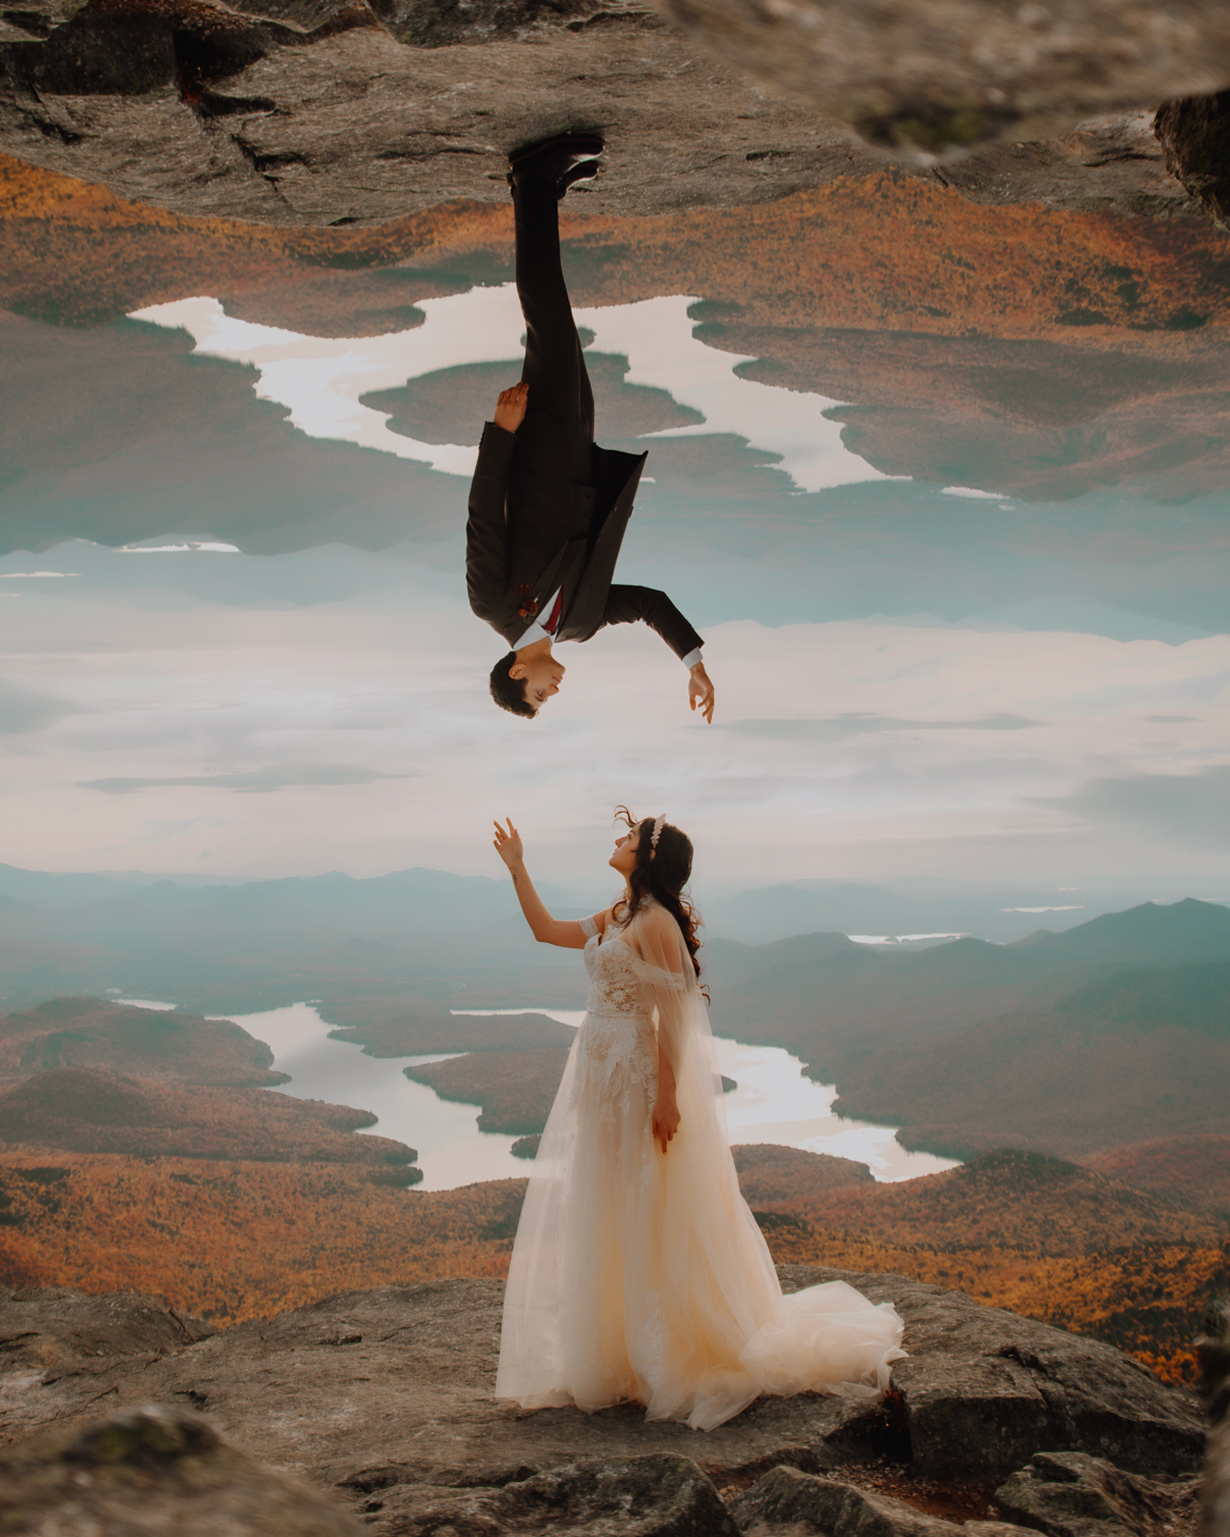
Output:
[0, 1284, 216, 1441]
[730, 1463, 1027, 1537]
[0, 0, 85, 45]
[833, 1262, 1205, 1482]
[648, 0, 1230, 153]
[0, 1403, 360, 1534]
[1198, 1295, 1230, 1537]
[0, 0, 1199, 226]
[0, 14, 888, 227]
[0, 1267, 1203, 1529]
[367, 1453, 740, 1537]
[1154, 91, 1230, 231]
[993, 1451, 1200, 1537]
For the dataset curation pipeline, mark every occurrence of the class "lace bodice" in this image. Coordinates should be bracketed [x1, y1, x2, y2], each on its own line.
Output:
[581, 916, 649, 1018]
[576, 915, 657, 1117]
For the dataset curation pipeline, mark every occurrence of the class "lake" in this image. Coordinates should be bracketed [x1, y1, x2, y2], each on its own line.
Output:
[188, 1000, 959, 1190]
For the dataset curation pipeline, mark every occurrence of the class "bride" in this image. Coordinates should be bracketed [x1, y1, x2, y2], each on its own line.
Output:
[491, 806, 905, 1432]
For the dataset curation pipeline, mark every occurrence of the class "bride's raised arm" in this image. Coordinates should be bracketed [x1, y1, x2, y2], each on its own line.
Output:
[491, 817, 594, 949]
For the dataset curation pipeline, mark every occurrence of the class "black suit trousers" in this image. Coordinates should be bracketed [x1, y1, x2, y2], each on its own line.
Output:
[513, 176, 595, 500]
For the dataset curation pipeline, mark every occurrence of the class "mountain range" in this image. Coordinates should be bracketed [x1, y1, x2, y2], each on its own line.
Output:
[1, 868, 1226, 1167]
[707, 898, 1230, 1159]
[0, 860, 1188, 1014]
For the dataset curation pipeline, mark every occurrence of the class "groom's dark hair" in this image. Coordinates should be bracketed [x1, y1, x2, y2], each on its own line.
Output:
[490, 652, 536, 718]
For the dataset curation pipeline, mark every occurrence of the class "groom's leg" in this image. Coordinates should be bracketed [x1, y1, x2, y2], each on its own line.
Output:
[512, 174, 595, 488]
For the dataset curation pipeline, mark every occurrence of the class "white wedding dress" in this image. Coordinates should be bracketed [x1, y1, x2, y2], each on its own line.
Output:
[495, 897, 906, 1431]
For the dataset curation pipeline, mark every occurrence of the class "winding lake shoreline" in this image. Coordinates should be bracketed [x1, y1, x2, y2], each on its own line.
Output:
[199, 1001, 959, 1190]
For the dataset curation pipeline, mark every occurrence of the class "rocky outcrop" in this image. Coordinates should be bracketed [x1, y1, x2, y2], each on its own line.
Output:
[731, 1463, 1027, 1537]
[1198, 1296, 1230, 1537]
[994, 1451, 1200, 1537]
[0, 3, 887, 227]
[0, 1286, 216, 1442]
[0, 0, 1211, 227]
[1155, 92, 1230, 232]
[0, 1266, 1204, 1534]
[650, 0, 1230, 153]
[365, 1453, 742, 1537]
[0, 1404, 359, 1534]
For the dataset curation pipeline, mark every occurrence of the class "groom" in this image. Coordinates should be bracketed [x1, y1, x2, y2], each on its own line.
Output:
[466, 135, 716, 722]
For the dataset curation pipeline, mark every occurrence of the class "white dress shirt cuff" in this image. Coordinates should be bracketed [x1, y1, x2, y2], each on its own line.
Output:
[681, 647, 704, 671]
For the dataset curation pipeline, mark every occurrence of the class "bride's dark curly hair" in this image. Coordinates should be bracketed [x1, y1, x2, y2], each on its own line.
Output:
[612, 805, 704, 985]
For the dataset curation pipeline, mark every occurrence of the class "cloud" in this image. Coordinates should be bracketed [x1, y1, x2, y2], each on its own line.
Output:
[79, 764, 410, 795]
[722, 713, 1041, 742]
[1044, 764, 1230, 847]
[0, 680, 82, 736]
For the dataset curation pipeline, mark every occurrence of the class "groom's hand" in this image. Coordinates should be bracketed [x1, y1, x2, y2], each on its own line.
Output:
[689, 663, 715, 724]
[494, 382, 528, 433]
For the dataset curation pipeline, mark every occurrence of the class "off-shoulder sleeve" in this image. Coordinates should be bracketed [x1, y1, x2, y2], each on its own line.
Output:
[579, 913, 601, 939]
[624, 903, 695, 1077]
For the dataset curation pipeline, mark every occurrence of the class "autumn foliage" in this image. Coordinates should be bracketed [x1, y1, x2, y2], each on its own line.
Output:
[0, 1153, 524, 1324]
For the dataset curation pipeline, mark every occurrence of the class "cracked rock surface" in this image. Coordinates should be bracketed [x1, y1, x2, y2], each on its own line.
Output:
[0, 1266, 1204, 1534]
[650, 0, 1230, 152]
[0, 0, 1205, 227]
[993, 1451, 1200, 1537]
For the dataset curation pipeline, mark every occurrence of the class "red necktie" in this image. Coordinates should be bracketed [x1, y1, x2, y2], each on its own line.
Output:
[543, 591, 563, 635]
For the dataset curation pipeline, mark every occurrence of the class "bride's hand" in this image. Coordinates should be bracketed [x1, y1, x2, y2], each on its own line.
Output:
[653, 1095, 680, 1155]
[492, 817, 525, 869]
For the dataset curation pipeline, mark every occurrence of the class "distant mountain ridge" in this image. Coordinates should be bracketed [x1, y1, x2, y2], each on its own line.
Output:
[0, 859, 1170, 1014]
[704, 900, 1230, 1160]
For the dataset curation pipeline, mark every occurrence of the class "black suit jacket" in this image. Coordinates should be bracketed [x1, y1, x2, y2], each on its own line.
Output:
[466, 422, 704, 659]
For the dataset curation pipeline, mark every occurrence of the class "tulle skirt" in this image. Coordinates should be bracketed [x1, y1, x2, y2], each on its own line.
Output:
[495, 1008, 906, 1431]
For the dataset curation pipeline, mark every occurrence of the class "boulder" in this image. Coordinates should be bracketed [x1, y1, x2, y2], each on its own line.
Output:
[0, 0, 86, 44]
[1198, 1295, 1230, 1537]
[731, 1463, 1032, 1537]
[649, 0, 1230, 153]
[0, 1284, 215, 1441]
[993, 1451, 1200, 1537]
[855, 1264, 1204, 1482]
[365, 1453, 741, 1537]
[1154, 91, 1230, 231]
[0, 1403, 359, 1534]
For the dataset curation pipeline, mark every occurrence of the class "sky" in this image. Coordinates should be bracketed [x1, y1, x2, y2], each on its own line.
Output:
[2, 245, 1229, 902]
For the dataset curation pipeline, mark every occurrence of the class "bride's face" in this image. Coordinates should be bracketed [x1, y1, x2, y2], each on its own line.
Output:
[609, 826, 641, 877]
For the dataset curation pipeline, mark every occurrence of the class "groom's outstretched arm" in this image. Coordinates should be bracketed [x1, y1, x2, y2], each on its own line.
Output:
[603, 584, 702, 658]
[602, 584, 715, 722]
[465, 421, 517, 621]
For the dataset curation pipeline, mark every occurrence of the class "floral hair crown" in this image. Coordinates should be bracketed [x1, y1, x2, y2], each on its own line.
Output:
[650, 815, 666, 849]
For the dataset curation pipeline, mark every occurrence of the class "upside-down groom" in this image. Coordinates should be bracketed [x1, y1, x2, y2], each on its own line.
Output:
[466, 134, 716, 722]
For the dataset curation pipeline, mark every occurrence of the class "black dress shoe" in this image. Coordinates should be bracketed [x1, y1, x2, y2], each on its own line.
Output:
[508, 133, 605, 195]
